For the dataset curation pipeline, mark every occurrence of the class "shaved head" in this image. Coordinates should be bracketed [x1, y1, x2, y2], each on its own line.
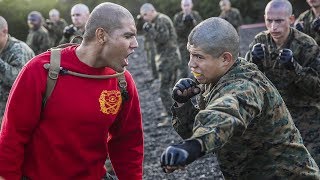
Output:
[0, 16, 8, 31]
[83, 2, 134, 41]
[49, 9, 59, 17]
[265, 0, 293, 16]
[140, 3, 155, 14]
[71, 3, 90, 15]
[182, 0, 193, 5]
[188, 17, 239, 60]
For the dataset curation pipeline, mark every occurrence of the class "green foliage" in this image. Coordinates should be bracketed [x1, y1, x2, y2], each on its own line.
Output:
[0, 0, 309, 41]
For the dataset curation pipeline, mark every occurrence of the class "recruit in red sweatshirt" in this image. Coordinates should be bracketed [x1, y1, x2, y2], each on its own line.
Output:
[0, 46, 144, 180]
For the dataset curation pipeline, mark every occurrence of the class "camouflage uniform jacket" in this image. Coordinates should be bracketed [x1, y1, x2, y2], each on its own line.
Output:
[0, 35, 34, 116]
[296, 9, 320, 45]
[45, 19, 68, 47]
[219, 7, 243, 31]
[26, 26, 50, 55]
[173, 10, 202, 45]
[147, 13, 180, 69]
[148, 13, 178, 53]
[59, 28, 84, 45]
[246, 28, 320, 109]
[171, 58, 320, 179]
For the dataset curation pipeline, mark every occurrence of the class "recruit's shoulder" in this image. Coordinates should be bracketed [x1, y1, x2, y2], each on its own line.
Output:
[291, 27, 317, 46]
[24, 50, 50, 69]
[253, 30, 269, 40]
[156, 13, 173, 24]
[7, 36, 34, 54]
[231, 7, 241, 14]
[173, 11, 183, 19]
[297, 9, 312, 21]
[38, 26, 49, 35]
[219, 58, 272, 92]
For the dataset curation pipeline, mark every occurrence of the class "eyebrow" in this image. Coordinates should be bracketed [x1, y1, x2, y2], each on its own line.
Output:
[124, 32, 136, 36]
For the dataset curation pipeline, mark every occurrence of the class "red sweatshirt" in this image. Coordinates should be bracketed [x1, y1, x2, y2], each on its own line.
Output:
[0, 46, 144, 180]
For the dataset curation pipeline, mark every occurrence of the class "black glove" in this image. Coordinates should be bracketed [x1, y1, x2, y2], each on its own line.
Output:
[295, 22, 304, 32]
[160, 139, 203, 169]
[279, 48, 294, 70]
[183, 14, 193, 23]
[312, 17, 320, 33]
[63, 25, 77, 39]
[251, 43, 265, 63]
[142, 22, 152, 32]
[172, 78, 200, 104]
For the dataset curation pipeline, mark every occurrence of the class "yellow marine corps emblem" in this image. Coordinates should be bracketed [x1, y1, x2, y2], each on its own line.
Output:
[99, 90, 122, 115]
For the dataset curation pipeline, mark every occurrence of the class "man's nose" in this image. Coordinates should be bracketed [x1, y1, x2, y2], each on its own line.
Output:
[271, 21, 277, 30]
[131, 37, 139, 48]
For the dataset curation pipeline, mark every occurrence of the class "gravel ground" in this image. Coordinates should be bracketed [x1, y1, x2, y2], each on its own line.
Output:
[127, 24, 265, 179]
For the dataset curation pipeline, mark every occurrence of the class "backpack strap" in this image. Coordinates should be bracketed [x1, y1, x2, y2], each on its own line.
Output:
[42, 47, 129, 108]
[42, 48, 61, 107]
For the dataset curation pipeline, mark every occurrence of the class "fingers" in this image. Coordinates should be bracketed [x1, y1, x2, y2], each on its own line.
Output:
[162, 165, 185, 174]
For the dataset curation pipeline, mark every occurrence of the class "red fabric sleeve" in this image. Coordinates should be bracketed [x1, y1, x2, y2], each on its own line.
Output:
[0, 59, 46, 179]
[107, 71, 144, 180]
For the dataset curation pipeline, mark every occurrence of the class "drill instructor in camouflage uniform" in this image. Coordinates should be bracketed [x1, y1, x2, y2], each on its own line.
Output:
[0, 16, 34, 121]
[138, 14, 158, 80]
[140, 3, 181, 127]
[219, 0, 243, 32]
[26, 11, 50, 55]
[173, 0, 202, 78]
[246, 0, 320, 165]
[59, 4, 90, 44]
[160, 17, 320, 179]
[44, 9, 68, 47]
[295, 0, 320, 45]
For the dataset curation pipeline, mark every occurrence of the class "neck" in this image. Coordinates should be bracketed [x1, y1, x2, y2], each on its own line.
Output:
[274, 36, 287, 48]
[312, 6, 320, 17]
[273, 29, 290, 48]
[75, 43, 102, 68]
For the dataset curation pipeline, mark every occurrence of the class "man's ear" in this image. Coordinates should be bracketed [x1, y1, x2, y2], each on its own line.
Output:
[96, 28, 107, 44]
[221, 52, 233, 66]
[289, 15, 295, 25]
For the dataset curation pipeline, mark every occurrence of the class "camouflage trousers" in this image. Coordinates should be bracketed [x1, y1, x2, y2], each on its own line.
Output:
[157, 51, 179, 116]
[289, 106, 320, 166]
[145, 47, 158, 79]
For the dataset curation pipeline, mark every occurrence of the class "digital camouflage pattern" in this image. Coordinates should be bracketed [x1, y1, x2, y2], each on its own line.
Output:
[219, 7, 243, 31]
[59, 27, 84, 45]
[0, 35, 34, 118]
[146, 13, 180, 116]
[246, 28, 320, 165]
[173, 11, 202, 78]
[144, 32, 158, 79]
[26, 26, 50, 55]
[44, 19, 68, 47]
[172, 58, 320, 179]
[296, 9, 320, 45]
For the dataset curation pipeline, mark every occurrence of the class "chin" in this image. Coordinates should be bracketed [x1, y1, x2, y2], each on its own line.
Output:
[112, 66, 125, 73]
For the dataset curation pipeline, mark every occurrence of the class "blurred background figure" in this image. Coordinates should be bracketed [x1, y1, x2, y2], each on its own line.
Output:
[26, 11, 50, 55]
[219, 0, 243, 32]
[137, 14, 158, 80]
[44, 9, 68, 47]
[59, 3, 90, 44]
[173, 0, 202, 78]
[295, 0, 320, 45]
[0, 16, 34, 123]
[140, 3, 180, 127]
